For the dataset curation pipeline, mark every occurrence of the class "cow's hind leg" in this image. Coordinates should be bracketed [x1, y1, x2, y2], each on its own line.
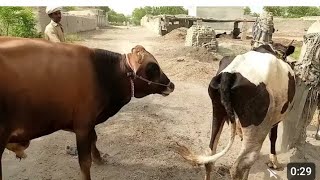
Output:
[315, 95, 320, 140]
[205, 117, 225, 180]
[267, 125, 280, 169]
[230, 128, 268, 180]
[204, 89, 227, 180]
[315, 103, 320, 140]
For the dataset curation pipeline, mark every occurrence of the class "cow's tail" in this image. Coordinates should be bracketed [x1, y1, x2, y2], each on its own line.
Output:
[175, 73, 236, 165]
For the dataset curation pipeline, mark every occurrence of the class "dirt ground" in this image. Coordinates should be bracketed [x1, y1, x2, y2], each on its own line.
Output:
[2, 26, 320, 180]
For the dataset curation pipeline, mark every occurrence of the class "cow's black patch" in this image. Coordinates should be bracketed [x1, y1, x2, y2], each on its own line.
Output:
[281, 72, 295, 114]
[216, 56, 235, 75]
[253, 45, 278, 57]
[230, 73, 270, 127]
[209, 56, 235, 90]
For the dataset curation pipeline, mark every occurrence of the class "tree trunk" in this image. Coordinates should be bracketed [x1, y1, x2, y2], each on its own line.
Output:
[281, 77, 318, 153]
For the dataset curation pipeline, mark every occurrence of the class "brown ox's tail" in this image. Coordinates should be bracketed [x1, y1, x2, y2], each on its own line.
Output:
[175, 72, 236, 165]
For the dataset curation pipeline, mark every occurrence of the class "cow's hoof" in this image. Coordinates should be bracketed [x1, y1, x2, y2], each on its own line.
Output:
[267, 154, 280, 170]
[267, 161, 280, 169]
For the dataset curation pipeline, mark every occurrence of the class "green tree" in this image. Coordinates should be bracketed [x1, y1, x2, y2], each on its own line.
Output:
[132, 7, 147, 25]
[263, 6, 286, 16]
[107, 9, 128, 24]
[97, 6, 111, 13]
[264, 6, 320, 18]
[286, 6, 320, 17]
[243, 6, 251, 15]
[0, 7, 40, 38]
[252, 12, 260, 17]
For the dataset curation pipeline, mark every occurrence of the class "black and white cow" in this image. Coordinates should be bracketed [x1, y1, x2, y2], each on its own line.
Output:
[176, 43, 296, 180]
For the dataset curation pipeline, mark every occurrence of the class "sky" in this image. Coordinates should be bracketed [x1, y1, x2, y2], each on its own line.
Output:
[109, 5, 265, 16]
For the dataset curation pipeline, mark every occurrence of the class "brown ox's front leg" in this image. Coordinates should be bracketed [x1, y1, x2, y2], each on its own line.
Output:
[76, 129, 93, 180]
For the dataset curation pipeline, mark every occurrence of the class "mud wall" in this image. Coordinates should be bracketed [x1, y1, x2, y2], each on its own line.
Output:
[35, 7, 107, 34]
[141, 16, 161, 35]
[141, 13, 319, 38]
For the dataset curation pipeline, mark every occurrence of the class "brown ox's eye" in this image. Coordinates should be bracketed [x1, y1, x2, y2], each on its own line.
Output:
[145, 62, 160, 80]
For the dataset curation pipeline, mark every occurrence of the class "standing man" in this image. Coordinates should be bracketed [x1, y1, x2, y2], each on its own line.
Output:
[281, 20, 320, 155]
[251, 11, 275, 49]
[44, 6, 65, 42]
[45, 6, 77, 156]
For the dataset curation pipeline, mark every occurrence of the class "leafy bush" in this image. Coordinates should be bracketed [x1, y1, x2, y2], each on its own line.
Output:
[63, 7, 77, 11]
[263, 6, 320, 18]
[0, 7, 40, 38]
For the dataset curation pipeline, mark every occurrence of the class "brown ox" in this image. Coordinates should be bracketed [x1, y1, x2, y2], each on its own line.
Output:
[0, 37, 174, 180]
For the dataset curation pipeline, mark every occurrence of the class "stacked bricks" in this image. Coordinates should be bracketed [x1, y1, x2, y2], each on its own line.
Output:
[185, 24, 218, 52]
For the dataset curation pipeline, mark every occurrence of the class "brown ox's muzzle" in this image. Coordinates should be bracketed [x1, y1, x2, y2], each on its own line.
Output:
[161, 82, 175, 96]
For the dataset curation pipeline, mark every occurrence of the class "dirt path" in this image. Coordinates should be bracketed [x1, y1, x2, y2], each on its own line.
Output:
[2, 26, 320, 180]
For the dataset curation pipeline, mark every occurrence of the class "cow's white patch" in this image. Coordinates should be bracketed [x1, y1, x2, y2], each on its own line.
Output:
[221, 51, 293, 87]
[221, 51, 294, 125]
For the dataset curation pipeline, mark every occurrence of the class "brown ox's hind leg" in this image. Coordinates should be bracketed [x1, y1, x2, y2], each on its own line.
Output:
[6, 141, 30, 160]
[0, 144, 4, 180]
[91, 129, 107, 165]
[75, 127, 94, 180]
[267, 124, 280, 169]
[205, 90, 227, 180]
[0, 128, 9, 180]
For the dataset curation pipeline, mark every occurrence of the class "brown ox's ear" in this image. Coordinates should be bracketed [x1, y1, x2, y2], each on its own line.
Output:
[127, 45, 147, 73]
[131, 45, 146, 64]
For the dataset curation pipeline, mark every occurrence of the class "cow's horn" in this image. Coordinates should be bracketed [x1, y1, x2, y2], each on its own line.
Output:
[288, 40, 295, 46]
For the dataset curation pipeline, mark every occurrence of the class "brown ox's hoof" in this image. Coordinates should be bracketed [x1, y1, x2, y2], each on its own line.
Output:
[93, 153, 109, 165]
[16, 151, 27, 160]
[66, 146, 78, 156]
